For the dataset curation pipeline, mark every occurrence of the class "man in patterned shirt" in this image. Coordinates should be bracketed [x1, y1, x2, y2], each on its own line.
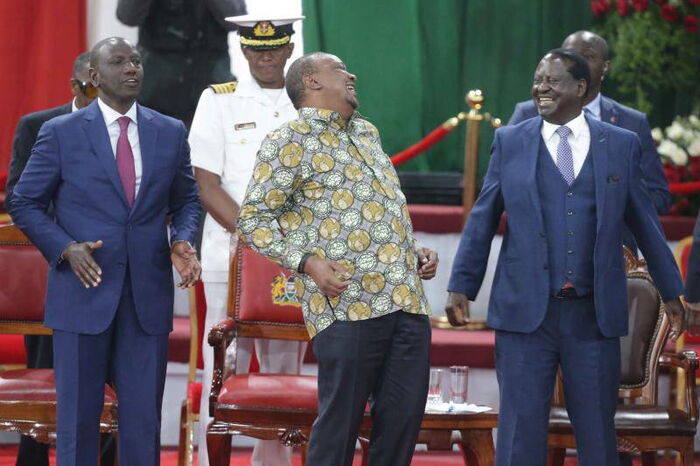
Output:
[237, 52, 438, 466]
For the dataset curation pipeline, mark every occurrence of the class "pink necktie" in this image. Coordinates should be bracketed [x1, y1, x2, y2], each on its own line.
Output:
[116, 116, 136, 205]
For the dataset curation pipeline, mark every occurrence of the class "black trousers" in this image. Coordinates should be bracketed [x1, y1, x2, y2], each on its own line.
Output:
[307, 311, 431, 466]
[16, 335, 115, 466]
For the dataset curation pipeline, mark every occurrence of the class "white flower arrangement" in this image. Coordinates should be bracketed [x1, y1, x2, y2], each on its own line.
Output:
[653, 113, 700, 164]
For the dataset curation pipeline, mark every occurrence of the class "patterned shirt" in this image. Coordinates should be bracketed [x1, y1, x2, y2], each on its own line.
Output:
[237, 107, 430, 337]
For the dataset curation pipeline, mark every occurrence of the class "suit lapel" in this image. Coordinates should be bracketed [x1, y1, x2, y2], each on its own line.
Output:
[522, 117, 545, 229]
[131, 105, 157, 216]
[82, 102, 129, 207]
[600, 95, 618, 126]
[588, 117, 608, 233]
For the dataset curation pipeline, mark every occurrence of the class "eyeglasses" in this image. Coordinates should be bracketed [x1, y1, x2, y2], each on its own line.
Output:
[74, 80, 98, 99]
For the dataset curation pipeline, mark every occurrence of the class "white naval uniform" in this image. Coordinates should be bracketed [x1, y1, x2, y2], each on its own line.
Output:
[189, 78, 304, 466]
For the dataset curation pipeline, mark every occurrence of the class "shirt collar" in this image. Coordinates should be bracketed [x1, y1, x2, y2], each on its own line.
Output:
[541, 111, 587, 142]
[584, 92, 602, 120]
[298, 107, 359, 130]
[97, 98, 138, 126]
[71, 98, 79, 113]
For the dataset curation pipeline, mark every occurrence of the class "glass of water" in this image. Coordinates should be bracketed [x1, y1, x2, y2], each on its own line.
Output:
[427, 368, 443, 406]
[449, 366, 469, 404]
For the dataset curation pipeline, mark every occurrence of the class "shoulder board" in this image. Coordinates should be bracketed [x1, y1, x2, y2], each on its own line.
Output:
[209, 81, 238, 94]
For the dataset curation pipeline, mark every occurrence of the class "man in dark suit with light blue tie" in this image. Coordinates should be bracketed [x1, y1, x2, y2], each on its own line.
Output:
[445, 49, 685, 466]
[10, 37, 201, 465]
[508, 31, 671, 252]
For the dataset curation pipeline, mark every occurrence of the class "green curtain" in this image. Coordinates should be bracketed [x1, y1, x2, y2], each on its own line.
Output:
[302, 0, 592, 175]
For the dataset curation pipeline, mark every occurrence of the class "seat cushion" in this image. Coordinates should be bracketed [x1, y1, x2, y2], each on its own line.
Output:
[167, 316, 190, 363]
[550, 405, 695, 435]
[217, 374, 317, 411]
[0, 369, 116, 403]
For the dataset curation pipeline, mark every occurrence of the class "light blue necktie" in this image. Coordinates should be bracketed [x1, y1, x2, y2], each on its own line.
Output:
[555, 126, 575, 185]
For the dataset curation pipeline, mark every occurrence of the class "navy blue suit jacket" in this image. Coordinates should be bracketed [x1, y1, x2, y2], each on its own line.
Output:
[9, 100, 201, 335]
[447, 116, 683, 338]
[508, 96, 671, 215]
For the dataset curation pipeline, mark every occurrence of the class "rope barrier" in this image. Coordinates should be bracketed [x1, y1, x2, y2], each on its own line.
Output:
[390, 116, 461, 166]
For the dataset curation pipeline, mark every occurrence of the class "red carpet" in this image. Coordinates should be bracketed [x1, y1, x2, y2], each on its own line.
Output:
[0, 446, 692, 465]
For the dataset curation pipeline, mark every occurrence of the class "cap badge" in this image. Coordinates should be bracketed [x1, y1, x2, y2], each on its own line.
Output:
[254, 21, 276, 37]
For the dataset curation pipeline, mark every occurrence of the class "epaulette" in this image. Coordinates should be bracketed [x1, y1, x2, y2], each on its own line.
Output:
[209, 81, 238, 94]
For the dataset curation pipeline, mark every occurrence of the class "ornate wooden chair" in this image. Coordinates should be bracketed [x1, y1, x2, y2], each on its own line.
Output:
[176, 282, 207, 466]
[0, 224, 118, 444]
[205, 243, 315, 466]
[548, 248, 698, 465]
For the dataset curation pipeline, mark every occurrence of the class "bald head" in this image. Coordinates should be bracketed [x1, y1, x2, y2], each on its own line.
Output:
[561, 30, 610, 103]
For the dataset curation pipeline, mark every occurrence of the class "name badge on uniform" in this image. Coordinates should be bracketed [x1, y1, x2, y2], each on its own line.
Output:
[234, 122, 257, 131]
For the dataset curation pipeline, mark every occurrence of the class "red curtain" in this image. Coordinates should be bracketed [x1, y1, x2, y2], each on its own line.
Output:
[0, 0, 86, 190]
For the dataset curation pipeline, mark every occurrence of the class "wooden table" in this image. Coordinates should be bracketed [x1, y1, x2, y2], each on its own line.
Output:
[359, 411, 498, 466]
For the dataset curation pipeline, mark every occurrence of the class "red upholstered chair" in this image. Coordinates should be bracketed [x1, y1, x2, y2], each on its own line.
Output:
[205, 243, 315, 466]
[177, 281, 206, 466]
[548, 249, 698, 465]
[0, 224, 117, 444]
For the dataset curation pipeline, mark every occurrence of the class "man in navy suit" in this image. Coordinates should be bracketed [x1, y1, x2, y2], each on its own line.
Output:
[508, 31, 671, 246]
[446, 49, 685, 466]
[10, 37, 201, 465]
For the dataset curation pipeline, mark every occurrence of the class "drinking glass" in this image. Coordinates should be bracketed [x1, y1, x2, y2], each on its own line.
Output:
[449, 365, 469, 404]
[427, 368, 443, 406]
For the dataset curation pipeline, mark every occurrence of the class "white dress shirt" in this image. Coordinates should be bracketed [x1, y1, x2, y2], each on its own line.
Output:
[97, 98, 142, 197]
[584, 92, 602, 120]
[541, 111, 591, 179]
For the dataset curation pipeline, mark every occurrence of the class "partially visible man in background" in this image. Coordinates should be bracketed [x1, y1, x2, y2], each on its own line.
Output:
[116, 0, 247, 127]
[188, 13, 304, 466]
[5, 51, 117, 466]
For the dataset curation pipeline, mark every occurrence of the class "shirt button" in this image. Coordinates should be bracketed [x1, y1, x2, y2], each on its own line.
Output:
[567, 270, 573, 275]
[567, 250, 574, 254]
[567, 191, 573, 196]
[568, 230, 574, 236]
[273, 111, 280, 118]
[567, 210, 574, 216]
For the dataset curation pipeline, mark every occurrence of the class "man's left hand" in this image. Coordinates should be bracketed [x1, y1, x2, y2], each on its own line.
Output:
[171, 241, 201, 289]
[664, 297, 686, 341]
[416, 247, 438, 280]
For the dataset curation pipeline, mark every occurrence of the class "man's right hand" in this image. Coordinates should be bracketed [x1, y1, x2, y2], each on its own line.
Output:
[303, 256, 351, 298]
[62, 240, 103, 288]
[445, 291, 470, 326]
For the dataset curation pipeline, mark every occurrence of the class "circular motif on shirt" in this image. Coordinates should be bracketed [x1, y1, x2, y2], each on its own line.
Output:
[383, 168, 399, 184]
[312, 246, 327, 260]
[309, 120, 325, 132]
[312, 199, 332, 219]
[378, 243, 401, 264]
[326, 240, 348, 261]
[295, 278, 306, 298]
[319, 130, 341, 148]
[264, 189, 286, 209]
[355, 252, 378, 272]
[278, 211, 302, 231]
[314, 315, 334, 331]
[370, 293, 392, 314]
[348, 230, 371, 252]
[300, 207, 314, 224]
[272, 168, 294, 189]
[341, 281, 361, 303]
[319, 218, 341, 240]
[298, 162, 313, 180]
[286, 231, 308, 248]
[246, 185, 265, 204]
[385, 263, 407, 285]
[337, 259, 356, 277]
[304, 226, 319, 245]
[292, 190, 305, 204]
[370, 222, 392, 243]
[309, 293, 326, 315]
[392, 285, 413, 308]
[318, 109, 334, 119]
[348, 146, 363, 161]
[361, 272, 385, 293]
[358, 148, 374, 165]
[279, 142, 303, 167]
[381, 182, 396, 199]
[361, 201, 385, 223]
[312, 153, 335, 173]
[405, 250, 416, 270]
[352, 182, 374, 202]
[302, 274, 319, 292]
[303, 136, 322, 153]
[328, 295, 340, 308]
[305, 321, 317, 339]
[323, 171, 344, 190]
[338, 132, 350, 144]
[253, 162, 273, 183]
[402, 204, 411, 221]
[344, 164, 364, 182]
[333, 148, 352, 164]
[391, 218, 407, 242]
[383, 199, 402, 218]
[303, 181, 324, 200]
[347, 302, 371, 321]
[289, 120, 311, 134]
[251, 227, 273, 248]
[258, 140, 279, 161]
[278, 127, 293, 141]
[268, 240, 285, 258]
[339, 209, 362, 229]
[331, 189, 355, 210]
[406, 292, 421, 313]
[237, 217, 259, 235]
